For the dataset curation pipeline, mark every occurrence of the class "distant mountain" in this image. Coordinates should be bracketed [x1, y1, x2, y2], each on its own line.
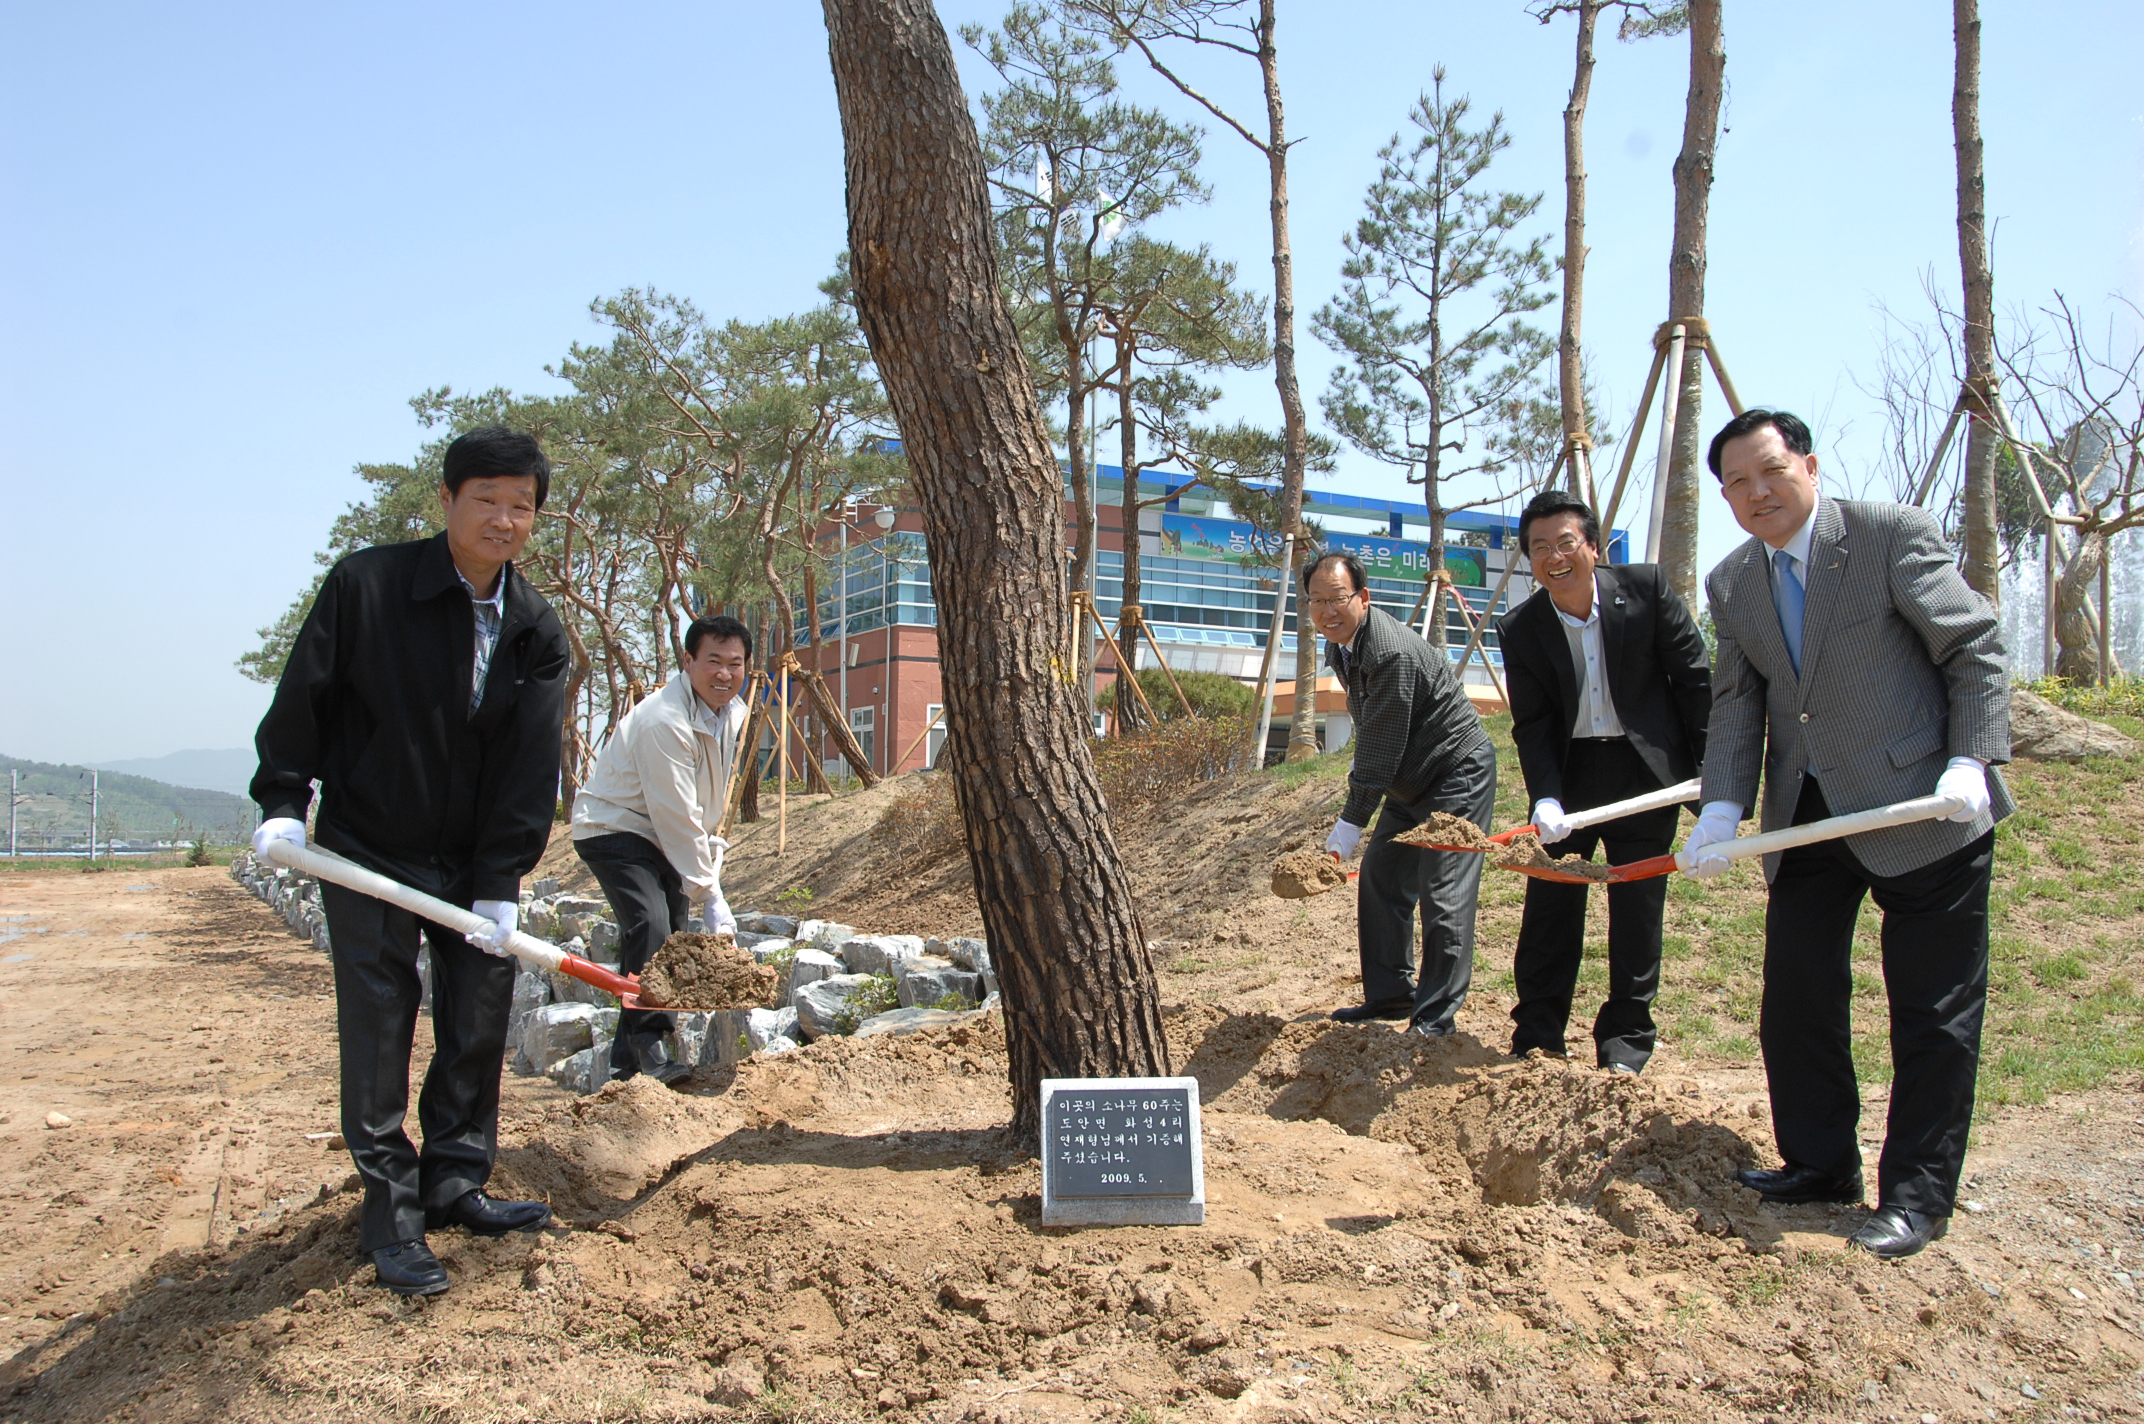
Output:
[88, 747, 257, 800]
[1, 755, 255, 848]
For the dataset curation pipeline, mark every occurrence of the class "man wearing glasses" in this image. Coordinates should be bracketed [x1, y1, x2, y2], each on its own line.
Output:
[1495, 489, 1712, 1074]
[1310, 552, 1496, 1037]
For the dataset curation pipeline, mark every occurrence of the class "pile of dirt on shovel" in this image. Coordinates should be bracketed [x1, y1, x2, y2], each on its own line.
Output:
[633, 931, 779, 1009]
[1392, 809, 1501, 850]
[1491, 829, 1618, 881]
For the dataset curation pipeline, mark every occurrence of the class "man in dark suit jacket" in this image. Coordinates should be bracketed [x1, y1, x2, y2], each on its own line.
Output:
[1686, 408, 2011, 1259]
[251, 427, 572, 1296]
[1310, 552, 1497, 1037]
[1497, 489, 1712, 1073]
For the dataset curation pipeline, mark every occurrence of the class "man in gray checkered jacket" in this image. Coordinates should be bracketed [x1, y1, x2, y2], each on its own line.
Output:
[1310, 552, 1497, 1038]
[1685, 408, 2011, 1260]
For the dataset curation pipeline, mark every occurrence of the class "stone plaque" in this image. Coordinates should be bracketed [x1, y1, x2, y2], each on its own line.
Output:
[1040, 1076, 1205, 1226]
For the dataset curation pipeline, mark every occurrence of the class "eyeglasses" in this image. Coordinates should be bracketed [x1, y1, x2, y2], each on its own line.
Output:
[1527, 536, 1588, 561]
[1306, 594, 1363, 611]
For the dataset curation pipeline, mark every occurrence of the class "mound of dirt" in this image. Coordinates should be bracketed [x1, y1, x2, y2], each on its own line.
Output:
[1269, 846, 1349, 898]
[1393, 809, 1500, 850]
[1491, 829, 1619, 880]
[634, 931, 778, 1009]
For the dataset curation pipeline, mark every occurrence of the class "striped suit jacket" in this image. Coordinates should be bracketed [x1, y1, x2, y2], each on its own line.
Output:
[1699, 496, 2013, 881]
[1330, 605, 1490, 828]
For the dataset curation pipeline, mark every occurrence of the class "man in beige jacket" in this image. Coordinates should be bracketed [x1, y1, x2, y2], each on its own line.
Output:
[572, 614, 751, 1081]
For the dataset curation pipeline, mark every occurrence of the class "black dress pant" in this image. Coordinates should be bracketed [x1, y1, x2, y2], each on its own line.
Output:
[320, 871, 516, 1254]
[1358, 738, 1498, 1034]
[1761, 778, 1993, 1218]
[1509, 739, 1678, 1070]
[573, 831, 686, 1079]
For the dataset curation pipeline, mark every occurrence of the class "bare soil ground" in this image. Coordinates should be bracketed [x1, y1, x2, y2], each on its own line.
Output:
[1, 743, 2139, 1423]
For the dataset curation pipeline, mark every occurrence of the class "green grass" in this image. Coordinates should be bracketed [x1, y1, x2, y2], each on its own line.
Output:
[0, 850, 242, 874]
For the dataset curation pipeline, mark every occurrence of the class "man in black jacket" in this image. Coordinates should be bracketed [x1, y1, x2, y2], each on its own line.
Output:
[251, 426, 571, 1296]
[1496, 489, 1712, 1073]
[1311, 552, 1497, 1037]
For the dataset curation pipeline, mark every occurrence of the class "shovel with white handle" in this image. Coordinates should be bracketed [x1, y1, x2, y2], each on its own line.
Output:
[260, 839, 670, 1009]
[1495, 793, 1971, 885]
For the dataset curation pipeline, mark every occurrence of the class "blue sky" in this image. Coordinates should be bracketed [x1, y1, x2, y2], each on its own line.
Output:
[3, 1, 2138, 764]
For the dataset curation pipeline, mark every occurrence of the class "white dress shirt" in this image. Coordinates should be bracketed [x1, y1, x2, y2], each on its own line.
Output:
[1555, 575, 1626, 739]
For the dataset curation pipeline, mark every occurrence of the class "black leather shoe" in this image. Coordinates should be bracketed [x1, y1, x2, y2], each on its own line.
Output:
[434, 1190, 551, 1237]
[1332, 997, 1414, 1023]
[1735, 1163, 1866, 1205]
[372, 1239, 449, 1297]
[1849, 1204, 1949, 1259]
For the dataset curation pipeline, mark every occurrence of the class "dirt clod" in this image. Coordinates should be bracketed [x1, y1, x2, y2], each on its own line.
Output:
[634, 931, 778, 1009]
[1269, 846, 1349, 898]
[1393, 810, 1500, 850]
[1491, 830, 1618, 881]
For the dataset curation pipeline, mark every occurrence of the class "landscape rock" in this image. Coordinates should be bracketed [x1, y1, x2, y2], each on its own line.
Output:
[2010, 686, 2139, 762]
[589, 920, 621, 958]
[529, 877, 560, 898]
[786, 947, 845, 1002]
[505, 968, 553, 1056]
[793, 974, 878, 1040]
[853, 1006, 985, 1038]
[747, 938, 794, 963]
[547, 1039, 613, 1095]
[842, 934, 926, 976]
[801, 920, 857, 956]
[896, 962, 984, 1010]
[522, 1002, 600, 1075]
[759, 1034, 799, 1055]
[745, 1005, 799, 1051]
[736, 913, 799, 938]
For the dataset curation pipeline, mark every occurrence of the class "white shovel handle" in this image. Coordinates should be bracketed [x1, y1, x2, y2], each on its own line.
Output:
[1674, 793, 1968, 872]
[260, 840, 567, 973]
[1563, 777, 1703, 832]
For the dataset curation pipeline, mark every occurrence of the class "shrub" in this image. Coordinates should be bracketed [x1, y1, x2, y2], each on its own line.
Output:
[1098, 668, 1255, 722]
[2021, 674, 2144, 722]
[831, 973, 899, 1034]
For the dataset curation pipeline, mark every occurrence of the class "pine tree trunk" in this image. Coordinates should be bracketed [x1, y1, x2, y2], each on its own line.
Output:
[1253, 1, 1317, 764]
[823, 0, 1172, 1142]
[1659, 0, 1723, 605]
[1954, 0, 2000, 603]
[1558, 0, 1600, 503]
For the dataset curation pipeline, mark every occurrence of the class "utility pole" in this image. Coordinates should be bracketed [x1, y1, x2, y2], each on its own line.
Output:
[89, 769, 99, 861]
[8, 770, 17, 858]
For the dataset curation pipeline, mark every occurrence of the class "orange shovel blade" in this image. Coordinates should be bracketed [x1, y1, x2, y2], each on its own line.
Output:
[1497, 851, 1680, 885]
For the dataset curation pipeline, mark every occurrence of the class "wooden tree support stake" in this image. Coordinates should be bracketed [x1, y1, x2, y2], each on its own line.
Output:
[1439, 572, 1509, 709]
[1086, 597, 1162, 732]
[1123, 605, 1197, 719]
[718, 671, 771, 838]
[893, 704, 946, 775]
[1601, 338, 1670, 536]
[793, 660, 882, 788]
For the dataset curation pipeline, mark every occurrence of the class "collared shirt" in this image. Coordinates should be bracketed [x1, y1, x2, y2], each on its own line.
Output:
[1771, 498, 1820, 584]
[456, 566, 507, 714]
[1554, 575, 1626, 739]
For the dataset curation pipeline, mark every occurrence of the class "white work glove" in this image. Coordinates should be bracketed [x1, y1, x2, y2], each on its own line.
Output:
[465, 899, 518, 958]
[699, 834, 736, 934]
[251, 817, 306, 860]
[1531, 798, 1575, 846]
[1679, 801, 1743, 881]
[1934, 756, 1990, 823]
[1325, 820, 1364, 861]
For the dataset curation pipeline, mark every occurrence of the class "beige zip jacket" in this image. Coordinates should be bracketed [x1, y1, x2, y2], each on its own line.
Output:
[570, 677, 746, 902]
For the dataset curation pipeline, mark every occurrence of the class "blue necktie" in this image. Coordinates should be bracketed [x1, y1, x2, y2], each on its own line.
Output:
[1774, 550, 1805, 676]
